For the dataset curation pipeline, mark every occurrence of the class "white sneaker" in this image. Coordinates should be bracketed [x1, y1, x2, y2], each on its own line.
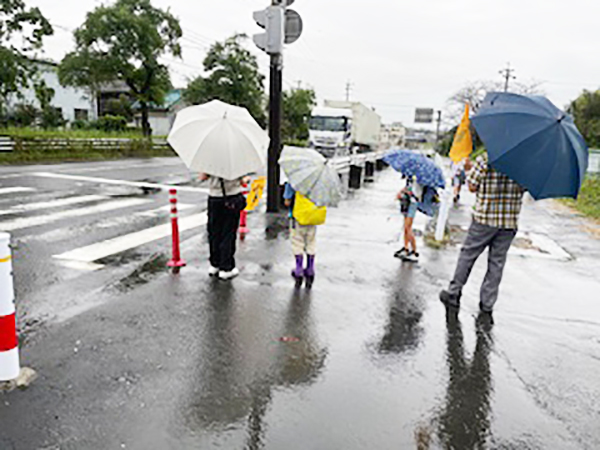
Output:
[208, 266, 219, 277]
[218, 267, 240, 280]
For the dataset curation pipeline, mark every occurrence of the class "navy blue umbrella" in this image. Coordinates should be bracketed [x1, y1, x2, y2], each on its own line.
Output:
[472, 92, 589, 200]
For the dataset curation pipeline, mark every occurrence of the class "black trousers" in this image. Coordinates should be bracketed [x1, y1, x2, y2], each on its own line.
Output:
[207, 196, 240, 271]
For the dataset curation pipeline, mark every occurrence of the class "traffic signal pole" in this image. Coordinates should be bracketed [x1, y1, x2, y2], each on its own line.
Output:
[267, 52, 283, 213]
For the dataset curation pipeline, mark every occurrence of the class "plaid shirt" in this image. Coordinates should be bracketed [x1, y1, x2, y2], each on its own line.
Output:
[468, 155, 525, 229]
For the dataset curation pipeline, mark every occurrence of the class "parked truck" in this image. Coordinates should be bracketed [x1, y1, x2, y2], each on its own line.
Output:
[308, 100, 381, 158]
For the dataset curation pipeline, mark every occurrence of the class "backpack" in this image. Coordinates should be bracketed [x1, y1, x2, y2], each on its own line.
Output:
[293, 193, 327, 226]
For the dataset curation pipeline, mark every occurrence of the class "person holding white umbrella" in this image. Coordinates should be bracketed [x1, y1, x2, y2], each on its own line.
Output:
[168, 100, 269, 280]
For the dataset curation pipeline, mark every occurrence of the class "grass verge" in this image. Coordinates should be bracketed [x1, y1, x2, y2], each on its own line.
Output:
[561, 175, 600, 220]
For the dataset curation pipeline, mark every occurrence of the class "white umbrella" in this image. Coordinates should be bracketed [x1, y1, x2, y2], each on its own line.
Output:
[168, 100, 269, 180]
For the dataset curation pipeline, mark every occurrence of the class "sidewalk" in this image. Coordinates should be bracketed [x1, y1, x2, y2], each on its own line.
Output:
[1, 167, 599, 449]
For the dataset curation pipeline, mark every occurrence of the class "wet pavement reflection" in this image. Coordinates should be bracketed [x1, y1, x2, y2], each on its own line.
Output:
[436, 309, 493, 449]
[183, 281, 327, 448]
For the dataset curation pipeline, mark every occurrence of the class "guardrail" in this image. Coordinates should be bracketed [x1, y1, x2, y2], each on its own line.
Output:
[0, 137, 13, 153]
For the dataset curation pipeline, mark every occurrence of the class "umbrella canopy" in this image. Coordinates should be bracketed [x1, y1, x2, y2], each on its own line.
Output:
[279, 146, 342, 207]
[383, 149, 445, 188]
[472, 92, 589, 200]
[167, 100, 269, 180]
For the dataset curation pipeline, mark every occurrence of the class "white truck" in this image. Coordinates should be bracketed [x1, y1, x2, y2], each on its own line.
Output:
[308, 100, 381, 158]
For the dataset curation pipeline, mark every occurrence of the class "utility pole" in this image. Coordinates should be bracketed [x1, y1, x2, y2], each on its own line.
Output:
[435, 110, 442, 149]
[267, 51, 283, 212]
[499, 63, 516, 92]
[345, 80, 353, 102]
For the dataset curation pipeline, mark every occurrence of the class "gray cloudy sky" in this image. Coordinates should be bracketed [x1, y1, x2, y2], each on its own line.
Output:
[29, 0, 600, 128]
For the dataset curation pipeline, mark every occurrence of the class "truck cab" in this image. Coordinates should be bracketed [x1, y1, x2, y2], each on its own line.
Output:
[308, 107, 354, 158]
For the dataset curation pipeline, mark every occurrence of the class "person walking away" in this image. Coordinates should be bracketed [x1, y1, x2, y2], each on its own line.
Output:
[284, 183, 326, 288]
[201, 174, 248, 280]
[439, 153, 525, 320]
[451, 159, 467, 204]
[394, 176, 422, 262]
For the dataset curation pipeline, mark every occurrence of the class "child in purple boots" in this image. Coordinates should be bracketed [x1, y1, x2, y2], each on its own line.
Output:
[284, 183, 323, 288]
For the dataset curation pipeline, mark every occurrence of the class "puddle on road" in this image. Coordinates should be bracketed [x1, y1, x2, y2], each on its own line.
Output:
[108, 252, 170, 293]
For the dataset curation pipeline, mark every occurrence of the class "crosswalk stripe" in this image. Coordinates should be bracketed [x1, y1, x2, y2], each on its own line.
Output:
[0, 198, 150, 232]
[137, 203, 195, 217]
[0, 195, 106, 216]
[31, 172, 208, 193]
[53, 212, 208, 264]
[0, 187, 36, 195]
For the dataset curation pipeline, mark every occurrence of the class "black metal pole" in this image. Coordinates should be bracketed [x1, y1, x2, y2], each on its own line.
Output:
[435, 110, 442, 150]
[267, 53, 282, 213]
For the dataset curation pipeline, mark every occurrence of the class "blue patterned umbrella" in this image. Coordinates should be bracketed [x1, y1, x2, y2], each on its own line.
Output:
[383, 149, 445, 188]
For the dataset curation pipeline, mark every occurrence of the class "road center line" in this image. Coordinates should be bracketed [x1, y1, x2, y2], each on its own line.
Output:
[53, 212, 208, 263]
[31, 172, 208, 193]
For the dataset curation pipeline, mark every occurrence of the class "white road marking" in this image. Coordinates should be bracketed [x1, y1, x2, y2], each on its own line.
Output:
[0, 195, 106, 216]
[54, 160, 184, 174]
[55, 260, 105, 271]
[0, 198, 150, 231]
[137, 203, 195, 217]
[54, 212, 208, 264]
[31, 172, 208, 193]
[0, 187, 36, 195]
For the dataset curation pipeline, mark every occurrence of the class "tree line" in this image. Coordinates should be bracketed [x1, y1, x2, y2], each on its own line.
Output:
[0, 0, 315, 140]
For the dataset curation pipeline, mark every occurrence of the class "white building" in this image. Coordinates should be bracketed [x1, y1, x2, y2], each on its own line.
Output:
[7, 60, 97, 123]
[381, 122, 407, 149]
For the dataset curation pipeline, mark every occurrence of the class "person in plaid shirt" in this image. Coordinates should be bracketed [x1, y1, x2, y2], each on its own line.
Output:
[440, 153, 525, 319]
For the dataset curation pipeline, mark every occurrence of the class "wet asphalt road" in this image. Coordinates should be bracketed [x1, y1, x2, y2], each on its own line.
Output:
[1, 160, 600, 449]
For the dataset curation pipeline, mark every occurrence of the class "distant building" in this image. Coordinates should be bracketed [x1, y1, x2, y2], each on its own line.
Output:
[6, 60, 97, 123]
[381, 122, 407, 149]
[96, 81, 131, 118]
[133, 89, 186, 136]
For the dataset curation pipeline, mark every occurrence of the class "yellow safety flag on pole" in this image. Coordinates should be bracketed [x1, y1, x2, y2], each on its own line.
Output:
[245, 177, 266, 211]
[449, 104, 473, 163]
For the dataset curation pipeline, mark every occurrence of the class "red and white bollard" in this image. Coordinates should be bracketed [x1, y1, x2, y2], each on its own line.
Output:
[167, 189, 186, 273]
[239, 180, 250, 236]
[0, 232, 20, 382]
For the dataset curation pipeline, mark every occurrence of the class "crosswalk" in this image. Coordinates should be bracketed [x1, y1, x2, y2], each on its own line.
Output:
[0, 184, 209, 271]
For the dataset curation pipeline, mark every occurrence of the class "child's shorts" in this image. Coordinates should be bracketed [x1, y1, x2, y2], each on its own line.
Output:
[403, 203, 418, 219]
[291, 224, 317, 255]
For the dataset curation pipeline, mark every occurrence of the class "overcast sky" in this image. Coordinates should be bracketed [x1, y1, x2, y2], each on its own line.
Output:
[28, 0, 600, 128]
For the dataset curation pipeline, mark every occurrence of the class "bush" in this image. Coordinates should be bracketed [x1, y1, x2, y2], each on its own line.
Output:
[40, 107, 66, 129]
[12, 105, 39, 127]
[71, 119, 90, 130]
[92, 115, 128, 132]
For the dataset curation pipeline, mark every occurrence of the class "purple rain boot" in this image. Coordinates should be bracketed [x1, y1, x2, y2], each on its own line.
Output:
[292, 255, 304, 281]
[304, 255, 315, 288]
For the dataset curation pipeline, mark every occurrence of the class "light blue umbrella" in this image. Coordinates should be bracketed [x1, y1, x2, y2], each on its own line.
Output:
[472, 92, 589, 200]
[279, 146, 342, 207]
[383, 149, 445, 188]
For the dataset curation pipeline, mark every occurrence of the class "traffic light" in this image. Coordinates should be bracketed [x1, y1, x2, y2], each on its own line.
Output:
[253, 5, 284, 55]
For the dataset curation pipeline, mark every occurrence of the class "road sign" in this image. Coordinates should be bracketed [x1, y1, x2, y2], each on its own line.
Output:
[284, 9, 303, 44]
[415, 108, 434, 124]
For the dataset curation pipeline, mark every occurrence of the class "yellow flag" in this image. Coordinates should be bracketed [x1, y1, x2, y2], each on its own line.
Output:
[449, 104, 473, 163]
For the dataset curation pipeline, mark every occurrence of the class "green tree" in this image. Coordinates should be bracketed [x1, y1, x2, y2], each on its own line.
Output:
[282, 87, 316, 142]
[0, 0, 53, 118]
[568, 90, 600, 148]
[184, 34, 266, 127]
[58, 0, 182, 136]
